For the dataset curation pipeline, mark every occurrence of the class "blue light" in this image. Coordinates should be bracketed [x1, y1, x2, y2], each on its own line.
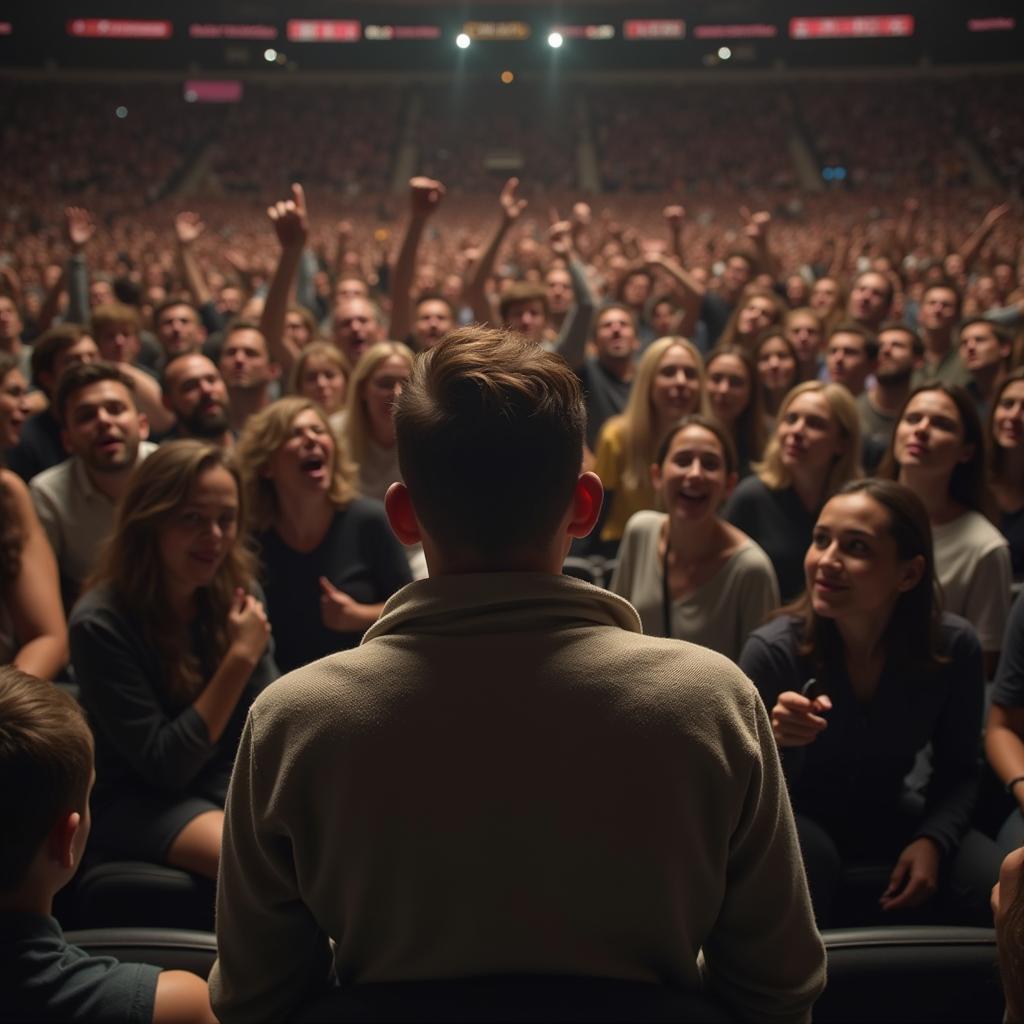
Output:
[822, 167, 834, 181]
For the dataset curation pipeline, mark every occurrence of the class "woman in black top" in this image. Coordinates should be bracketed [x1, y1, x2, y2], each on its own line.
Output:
[236, 397, 411, 674]
[724, 380, 861, 601]
[70, 441, 275, 879]
[739, 479, 985, 926]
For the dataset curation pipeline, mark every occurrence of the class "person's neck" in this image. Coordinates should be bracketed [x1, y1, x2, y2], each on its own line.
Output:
[898, 466, 963, 524]
[834, 608, 894, 690]
[764, 389, 785, 417]
[164, 579, 198, 622]
[598, 353, 634, 382]
[370, 421, 396, 449]
[227, 388, 268, 433]
[83, 460, 137, 504]
[0, 336, 22, 357]
[871, 376, 912, 415]
[921, 326, 953, 363]
[791, 466, 826, 513]
[972, 365, 1004, 403]
[0, 883, 52, 917]
[665, 513, 723, 563]
[273, 490, 334, 552]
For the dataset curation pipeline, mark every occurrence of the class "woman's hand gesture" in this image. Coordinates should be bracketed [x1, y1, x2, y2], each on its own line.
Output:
[770, 691, 832, 747]
[228, 589, 271, 664]
[880, 837, 940, 912]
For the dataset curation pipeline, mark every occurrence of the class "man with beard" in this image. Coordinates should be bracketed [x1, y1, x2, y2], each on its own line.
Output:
[160, 353, 233, 447]
[914, 283, 971, 387]
[216, 322, 280, 433]
[30, 362, 154, 608]
[857, 322, 923, 470]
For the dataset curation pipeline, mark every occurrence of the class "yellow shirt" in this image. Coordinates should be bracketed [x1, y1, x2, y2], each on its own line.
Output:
[593, 417, 657, 542]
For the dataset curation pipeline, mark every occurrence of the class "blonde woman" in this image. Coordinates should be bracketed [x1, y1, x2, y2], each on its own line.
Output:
[69, 441, 276, 879]
[290, 341, 350, 417]
[592, 336, 704, 552]
[724, 381, 861, 601]
[335, 341, 415, 502]
[237, 397, 411, 674]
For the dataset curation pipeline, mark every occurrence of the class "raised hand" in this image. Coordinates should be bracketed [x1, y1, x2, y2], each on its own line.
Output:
[572, 201, 592, 227]
[174, 210, 205, 247]
[983, 203, 1011, 230]
[267, 182, 308, 250]
[319, 576, 371, 633]
[65, 206, 96, 251]
[740, 206, 772, 241]
[663, 204, 686, 228]
[548, 219, 573, 257]
[227, 589, 271, 664]
[408, 176, 445, 218]
[499, 177, 527, 222]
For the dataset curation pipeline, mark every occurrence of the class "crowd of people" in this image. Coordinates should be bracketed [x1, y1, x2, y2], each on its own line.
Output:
[1, 69, 1024, 1018]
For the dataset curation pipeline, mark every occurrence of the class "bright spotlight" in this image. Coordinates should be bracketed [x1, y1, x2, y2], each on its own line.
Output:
[456, 33, 471, 49]
[115, 106, 127, 119]
[547, 31, 564, 49]
[264, 48, 277, 62]
[718, 46, 732, 60]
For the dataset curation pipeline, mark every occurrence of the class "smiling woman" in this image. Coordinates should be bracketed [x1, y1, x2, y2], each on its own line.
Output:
[236, 397, 411, 674]
[879, 383, 1011, 670]
[69, 441, 277, 880]
[610, 415, 778, 661]
[725, 381, 861, 601]
[740, 479, 990, 927]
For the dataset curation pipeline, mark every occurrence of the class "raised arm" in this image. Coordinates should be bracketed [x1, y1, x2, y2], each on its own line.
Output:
[959, 203, 1010, 270]
[332, 219, 354, 284]
[175, 211, 214, 309]
[740, 206, 781, 281]
[389, 177, 446, 343]
[5, 471, 67, 680]
[663, 204, 685, 262]
[465, 177, 527, 326]
[65, 206, 95, 325]
[259, 183, 309, 380]
[549, 219, 596, 369]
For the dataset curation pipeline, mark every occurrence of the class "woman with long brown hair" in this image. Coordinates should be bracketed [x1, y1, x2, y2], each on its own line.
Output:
[69, 441, 276, 879]
[741, 479, 987, 926]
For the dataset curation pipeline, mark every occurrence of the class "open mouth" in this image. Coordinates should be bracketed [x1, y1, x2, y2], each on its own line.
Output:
[300, 454, 328, 479]
[814, 577, 846, 593]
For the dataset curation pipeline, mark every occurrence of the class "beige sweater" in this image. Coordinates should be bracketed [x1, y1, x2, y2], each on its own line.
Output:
[210, 573, 825, 1023]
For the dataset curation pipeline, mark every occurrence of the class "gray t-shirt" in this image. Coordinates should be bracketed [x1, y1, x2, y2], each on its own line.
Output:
[0, 912, 159, 1023]
[610, 510, 780, 662]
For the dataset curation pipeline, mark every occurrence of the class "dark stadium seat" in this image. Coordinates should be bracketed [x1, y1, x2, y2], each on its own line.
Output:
[71, 861, 215, 932]
[64, 928, 217, 978]
[294, 976, 734, 1023]
[816, 926, 1002, 1023]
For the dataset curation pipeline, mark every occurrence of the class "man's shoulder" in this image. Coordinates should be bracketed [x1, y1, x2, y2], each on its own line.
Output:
[28, 457, 76, 500]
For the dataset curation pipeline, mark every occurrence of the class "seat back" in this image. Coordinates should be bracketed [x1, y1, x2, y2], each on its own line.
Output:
[818, 926, 1002, 1022]
[296, 975, 733, 1023]
[64, 928, 217, 978]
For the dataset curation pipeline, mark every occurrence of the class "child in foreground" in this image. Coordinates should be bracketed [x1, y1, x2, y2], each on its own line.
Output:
[0, 665, 214, 1023]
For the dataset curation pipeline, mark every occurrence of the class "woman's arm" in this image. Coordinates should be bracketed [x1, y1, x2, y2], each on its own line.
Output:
[4, 471, 67, 679]
[69, 590, 269, 792]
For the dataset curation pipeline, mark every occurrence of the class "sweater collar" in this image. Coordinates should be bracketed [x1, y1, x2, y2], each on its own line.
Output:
[364, 572, 642, 642]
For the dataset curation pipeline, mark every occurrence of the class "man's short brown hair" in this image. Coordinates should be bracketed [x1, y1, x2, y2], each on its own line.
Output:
[30, 323, 91, 386]
[0, 666, 94, 890]
[56, 361, 137, 427]
[394, 326, 585, 559]
[498, 283, 550, 325]
[91, 302, 140, 339]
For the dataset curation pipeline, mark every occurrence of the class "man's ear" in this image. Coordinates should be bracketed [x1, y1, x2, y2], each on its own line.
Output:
[60, 428, 72, 455]
[136, 412, 150, 441]
[384, 481, 423, 545]
[650, 461, 662, 490]
[567, 471, 604, 539]
[268, 361, 282, 382]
